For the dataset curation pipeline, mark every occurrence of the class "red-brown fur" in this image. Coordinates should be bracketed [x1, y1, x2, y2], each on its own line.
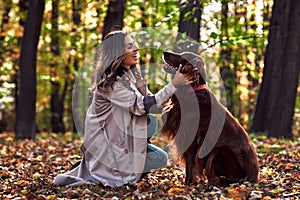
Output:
[161, 51, 259, 185]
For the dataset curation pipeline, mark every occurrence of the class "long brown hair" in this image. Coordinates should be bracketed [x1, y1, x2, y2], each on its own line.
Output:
[91, 31, 131, 92]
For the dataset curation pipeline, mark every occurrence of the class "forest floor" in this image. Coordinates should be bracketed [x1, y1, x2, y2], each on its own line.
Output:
[0, 132, 299, 199]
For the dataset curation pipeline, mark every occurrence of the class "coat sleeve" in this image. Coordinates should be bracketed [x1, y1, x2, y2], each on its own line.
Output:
[102, 80, 177, 115]
[143, 82, 177, 114]
[154, 82, 177, 105]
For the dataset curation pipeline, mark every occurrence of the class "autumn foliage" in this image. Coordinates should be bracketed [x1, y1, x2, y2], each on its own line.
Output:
[0, 132, 299, 199]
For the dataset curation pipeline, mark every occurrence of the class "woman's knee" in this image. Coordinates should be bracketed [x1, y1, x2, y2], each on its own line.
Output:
[146, 144, 168, 168]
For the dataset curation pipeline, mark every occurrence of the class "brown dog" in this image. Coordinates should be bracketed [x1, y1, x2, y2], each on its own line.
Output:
[161, 51, 259, 185]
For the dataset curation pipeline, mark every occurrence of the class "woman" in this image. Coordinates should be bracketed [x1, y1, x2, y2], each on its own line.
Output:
[54, 30, 194, 187]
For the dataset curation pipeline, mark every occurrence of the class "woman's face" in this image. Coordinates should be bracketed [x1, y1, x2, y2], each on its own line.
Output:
[122, 35, 139, 69]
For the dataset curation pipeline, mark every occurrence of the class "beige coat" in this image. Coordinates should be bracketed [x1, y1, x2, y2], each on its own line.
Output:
[53, 70, 177, 187]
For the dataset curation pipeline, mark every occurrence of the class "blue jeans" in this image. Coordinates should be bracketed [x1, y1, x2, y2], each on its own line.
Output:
[143, 143, 168, 172]
[143, 115, 168, 172]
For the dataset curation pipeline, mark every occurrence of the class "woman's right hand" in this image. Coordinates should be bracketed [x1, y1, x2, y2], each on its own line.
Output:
[171, 65, 196, 88]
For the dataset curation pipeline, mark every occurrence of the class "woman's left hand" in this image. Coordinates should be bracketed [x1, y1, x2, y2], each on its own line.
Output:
[171, 65, 197, 87]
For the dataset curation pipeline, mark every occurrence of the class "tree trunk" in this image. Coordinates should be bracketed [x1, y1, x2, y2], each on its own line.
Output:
[251, 0, 299, 139]
[71, 0, 82, 133]
[219, 0, 236, 113]
[252, 0, 290, 133]
[102, 0, 126, 39]
[50, 0, 66, 133]
[15, 0, 45, 140]
[269, 0, 300, 138]
[175, 0, 202, 53]
[246, 1, 259, 89]
[13, 0, 28, 133]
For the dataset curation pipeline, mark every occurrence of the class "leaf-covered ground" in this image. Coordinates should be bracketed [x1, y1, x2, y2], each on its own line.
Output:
[0, 132, 299, 199]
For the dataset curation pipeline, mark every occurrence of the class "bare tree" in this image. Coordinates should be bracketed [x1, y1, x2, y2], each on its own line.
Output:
[102, 0, 126, 39]
[50, 0, 68, 133]
[251, 0, 300, 139]
[15, 0, 45, 139]
[175, 0, 202, 53]
[219, 0, 237, 114]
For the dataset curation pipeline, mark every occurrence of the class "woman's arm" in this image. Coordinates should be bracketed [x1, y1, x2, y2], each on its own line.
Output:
[143, 82, 176, 114]
[104, 65, 193, 115]
[144, 65, 194, 113]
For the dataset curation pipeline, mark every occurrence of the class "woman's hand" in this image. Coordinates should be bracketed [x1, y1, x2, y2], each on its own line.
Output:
[171, 65, 196, 88]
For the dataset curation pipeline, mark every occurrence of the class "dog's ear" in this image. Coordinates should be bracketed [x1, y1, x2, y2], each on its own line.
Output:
[163, 51, 183, 68]
[191, 56, 206, 84]
[167, 53, 179, 62]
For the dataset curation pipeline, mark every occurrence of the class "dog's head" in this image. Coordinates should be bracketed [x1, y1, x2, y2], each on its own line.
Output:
[162, 51, 206, 85]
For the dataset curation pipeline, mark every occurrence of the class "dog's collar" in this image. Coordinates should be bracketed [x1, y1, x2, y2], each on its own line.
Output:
[190, 84, 207, 92]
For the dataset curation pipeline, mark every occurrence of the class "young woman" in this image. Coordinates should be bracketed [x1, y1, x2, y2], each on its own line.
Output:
[54, 30, 194, 187]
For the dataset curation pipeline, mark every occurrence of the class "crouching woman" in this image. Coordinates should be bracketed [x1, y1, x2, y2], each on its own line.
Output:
[53, 30, 193, 187]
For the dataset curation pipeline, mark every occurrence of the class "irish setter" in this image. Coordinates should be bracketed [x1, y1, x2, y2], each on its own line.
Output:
[161, 51, 259, 185]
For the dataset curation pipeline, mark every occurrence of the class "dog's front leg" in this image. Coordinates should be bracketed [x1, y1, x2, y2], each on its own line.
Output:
[185, 153, 194, 185]
[184, 142, 198, 185]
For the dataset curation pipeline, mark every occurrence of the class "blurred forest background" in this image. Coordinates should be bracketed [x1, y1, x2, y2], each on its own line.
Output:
[0, 0, 299, 140]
